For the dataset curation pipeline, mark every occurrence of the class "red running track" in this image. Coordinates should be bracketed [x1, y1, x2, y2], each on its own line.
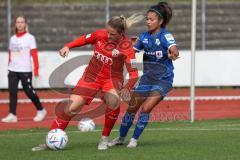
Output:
[0, 88, 240, 131]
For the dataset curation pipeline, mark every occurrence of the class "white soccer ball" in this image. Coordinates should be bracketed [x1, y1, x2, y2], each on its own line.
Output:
[78, 118, 96, 132]
[46, 129, 68, 150]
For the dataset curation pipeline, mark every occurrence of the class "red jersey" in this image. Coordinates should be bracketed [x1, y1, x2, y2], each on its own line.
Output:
[65, 29, 138, 90]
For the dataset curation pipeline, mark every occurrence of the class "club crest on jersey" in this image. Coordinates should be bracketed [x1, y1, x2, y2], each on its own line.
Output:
[112, 49, 120, 57]
[156, 51, 163, 59]
[155, 38, 160, 45]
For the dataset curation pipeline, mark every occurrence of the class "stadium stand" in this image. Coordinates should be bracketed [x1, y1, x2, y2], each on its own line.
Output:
[0, 2, 240, 50]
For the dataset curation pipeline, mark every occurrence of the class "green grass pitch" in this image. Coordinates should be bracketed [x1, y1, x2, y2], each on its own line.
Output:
[1, 119, 240, 160]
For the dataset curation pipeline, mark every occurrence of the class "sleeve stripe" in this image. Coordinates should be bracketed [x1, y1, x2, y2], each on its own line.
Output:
[133, 47, 141, 52]
[168, 44, 176, 50]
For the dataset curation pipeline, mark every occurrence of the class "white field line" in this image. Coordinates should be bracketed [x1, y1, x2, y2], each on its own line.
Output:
[0, 126, 240, 137]
[0, 96, 240, 104]
[216, 124, 240, 127]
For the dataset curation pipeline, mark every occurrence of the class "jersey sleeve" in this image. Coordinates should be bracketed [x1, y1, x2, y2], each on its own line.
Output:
[124, 47, 139, 90]
[8, 49, 11, 64]
[65, 31, 97, 49]
[161, 32, 176, 50]
[29, 35, 37, 49]
[8, 37, 12, 50]
[8, 37, 12, 64]
[133, 33, 144, 52]
[30, 49, 39, 77]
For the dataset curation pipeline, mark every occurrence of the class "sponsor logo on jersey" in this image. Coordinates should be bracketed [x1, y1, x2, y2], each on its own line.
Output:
[11, 43, 25, 52]
[94, 51, 113, 65]
[145, 51, 163, 59]
[145, 52, 156, 56]
[156, 51, 163, 59]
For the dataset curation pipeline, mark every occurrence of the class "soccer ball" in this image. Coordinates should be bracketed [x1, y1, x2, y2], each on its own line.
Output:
[46, 129, 68, 150]
[78, 118, 96, 132]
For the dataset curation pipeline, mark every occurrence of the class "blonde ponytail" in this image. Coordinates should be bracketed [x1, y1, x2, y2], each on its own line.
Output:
[125, 13, 144, 30]
[108, 13, 144, 34]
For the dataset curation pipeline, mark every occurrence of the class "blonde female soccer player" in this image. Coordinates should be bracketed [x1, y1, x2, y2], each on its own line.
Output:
[1, 16, 47, 123]
[32, 13, 143, 151]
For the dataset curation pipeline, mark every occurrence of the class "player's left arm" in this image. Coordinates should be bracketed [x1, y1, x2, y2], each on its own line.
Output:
[162, 33, 179, 61]
[30, 36, 39, 77]
[168, 45, 179, 61]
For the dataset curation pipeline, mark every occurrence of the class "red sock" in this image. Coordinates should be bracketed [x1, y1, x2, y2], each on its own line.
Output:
[50, 117, 71, 130]
[50, 110, 73, 130]
[50, 100, 74, 130]
[102, 107, 120, 137]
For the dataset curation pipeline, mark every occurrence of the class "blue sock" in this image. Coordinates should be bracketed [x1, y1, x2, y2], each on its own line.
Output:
[119, 112, 136, 138]
[132, 112, 150, 140]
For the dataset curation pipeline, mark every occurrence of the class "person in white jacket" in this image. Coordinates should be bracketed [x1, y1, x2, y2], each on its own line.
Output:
[1, 16, 47, 123]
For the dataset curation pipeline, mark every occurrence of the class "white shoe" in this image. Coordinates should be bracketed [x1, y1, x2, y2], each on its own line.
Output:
[32, 144, 48, 152]
[127, 138, 138, 148]
[108, 137, 125, 147]
[98, 136, 109, 150]
[1, 113, 18, 123]
[33, 109, 47, 122]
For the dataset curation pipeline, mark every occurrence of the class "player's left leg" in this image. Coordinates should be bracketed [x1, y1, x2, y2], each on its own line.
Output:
[128, 91, 162, 148]
[98, 88, 120, 150]
[19, 72, 47, 122]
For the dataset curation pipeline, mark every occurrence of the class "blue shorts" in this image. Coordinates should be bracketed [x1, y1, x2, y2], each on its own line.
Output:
[134, 75, 173, 97]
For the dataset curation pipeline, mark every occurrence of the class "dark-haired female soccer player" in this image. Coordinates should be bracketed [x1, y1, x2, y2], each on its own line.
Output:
[109, 2, 179, 148]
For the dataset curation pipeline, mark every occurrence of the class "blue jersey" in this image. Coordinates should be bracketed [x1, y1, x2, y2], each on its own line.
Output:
[134, 28, 176, 83]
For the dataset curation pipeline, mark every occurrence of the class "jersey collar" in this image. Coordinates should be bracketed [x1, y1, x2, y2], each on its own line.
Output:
[148, 28, 165, 37]
[16, 32, 27, 37]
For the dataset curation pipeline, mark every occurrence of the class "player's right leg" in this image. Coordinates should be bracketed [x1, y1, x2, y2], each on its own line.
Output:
[108, 92, 145, 147]
[1, 71, 19, 123]
[32, 78, 100, 152]
[50, 94, 87, 130]
[98, 88, 120, 150]
[32, 95, 87, 152]
[127, 91, 162, 148]
[32, 94, 87, 152]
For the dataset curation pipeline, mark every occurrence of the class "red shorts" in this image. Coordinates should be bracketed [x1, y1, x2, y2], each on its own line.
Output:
[72, 77, 122, 104]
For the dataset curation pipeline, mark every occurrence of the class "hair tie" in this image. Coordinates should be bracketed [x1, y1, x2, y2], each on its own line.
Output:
[148, 8, 163, 19]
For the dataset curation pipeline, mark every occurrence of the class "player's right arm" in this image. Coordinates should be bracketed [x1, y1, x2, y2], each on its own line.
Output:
[59, 31, 98, 58]
[8, 37, 13, 65]
[133, 33, 144, 53]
